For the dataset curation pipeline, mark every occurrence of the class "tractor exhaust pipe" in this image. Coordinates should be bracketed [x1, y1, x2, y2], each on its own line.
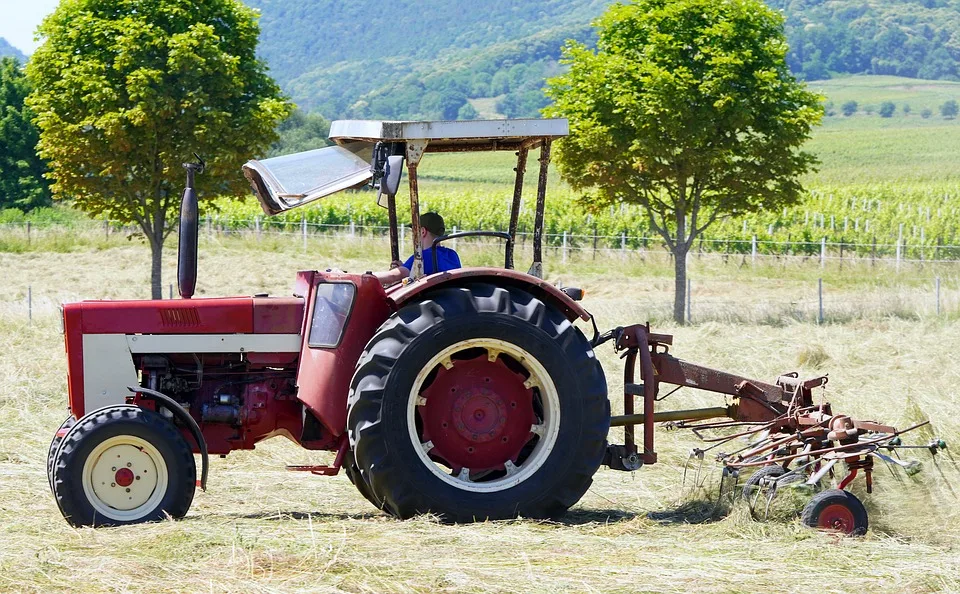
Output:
[177, 155, 204, 299]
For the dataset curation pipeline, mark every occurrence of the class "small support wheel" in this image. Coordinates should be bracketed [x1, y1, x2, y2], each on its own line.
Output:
[52, 405, 196, 527]
[741, 465, 786, 502]
[801, 489, 868, 535]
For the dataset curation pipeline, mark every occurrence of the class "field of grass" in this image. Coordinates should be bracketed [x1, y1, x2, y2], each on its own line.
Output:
[2, 236, 960, 592]
[3, 74, 960, 592]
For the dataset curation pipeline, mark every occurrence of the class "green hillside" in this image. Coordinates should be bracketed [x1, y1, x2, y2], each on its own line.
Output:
[246, 0, 610, 117]
[0, 38, 26, 62]
[773, 0, 960, 81]
[246, 0, 960, 120]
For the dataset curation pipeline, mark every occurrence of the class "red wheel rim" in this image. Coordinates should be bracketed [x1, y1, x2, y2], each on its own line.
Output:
[817, 503, 856, 533]
[419, 353, 536, 474]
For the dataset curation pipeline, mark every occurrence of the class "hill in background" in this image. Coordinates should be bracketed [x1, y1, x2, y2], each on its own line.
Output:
[247, 0, 960, 121]
[0, 38, 26, 62]
[245, 0, 610, 120]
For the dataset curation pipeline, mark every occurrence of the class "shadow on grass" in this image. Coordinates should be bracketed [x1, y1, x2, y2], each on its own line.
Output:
[196, 510, 385, 522]
[204, 507, 642, 526]
[555, 507, 639, 525]
[646, 498, 732, 525]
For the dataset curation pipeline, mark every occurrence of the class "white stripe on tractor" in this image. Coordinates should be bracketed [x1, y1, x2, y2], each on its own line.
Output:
[126, 333, 302, 353]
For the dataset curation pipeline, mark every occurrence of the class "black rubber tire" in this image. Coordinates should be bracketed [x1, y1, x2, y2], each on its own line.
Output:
[52, 405, 196, 527]
[344, 457, 383, 510]
[347, 283, 609, 522]
[741, 465, 786, 501]
[801, 488, 868, 535]
[47, 416, 75, 495]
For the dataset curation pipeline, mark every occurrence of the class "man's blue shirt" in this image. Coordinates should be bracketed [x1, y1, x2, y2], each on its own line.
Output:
[403, 246, 461, 275]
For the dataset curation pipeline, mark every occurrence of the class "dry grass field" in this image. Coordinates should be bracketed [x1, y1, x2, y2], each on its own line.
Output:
[1, 236, 959, 593]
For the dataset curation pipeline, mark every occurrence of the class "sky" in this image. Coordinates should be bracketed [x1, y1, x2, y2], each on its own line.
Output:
[0, 0, 60, 54]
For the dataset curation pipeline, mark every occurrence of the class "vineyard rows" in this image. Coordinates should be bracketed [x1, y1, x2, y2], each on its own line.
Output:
[4, 181, 960, 259]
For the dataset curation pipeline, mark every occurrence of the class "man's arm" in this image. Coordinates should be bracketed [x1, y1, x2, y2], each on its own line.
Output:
[373, 260, 410, 287]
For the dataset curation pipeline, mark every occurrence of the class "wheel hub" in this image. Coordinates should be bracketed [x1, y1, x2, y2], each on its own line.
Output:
[115, 467, 135, 487]
[87, 442, 160, 512]
[818, 503, 855, 533]
[452, 390, 508, 442]
[420, 354, 535, 472]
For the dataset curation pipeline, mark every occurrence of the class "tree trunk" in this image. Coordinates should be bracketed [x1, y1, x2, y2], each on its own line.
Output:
[673, 244, 688, 325]
[150, 238, 163, 299]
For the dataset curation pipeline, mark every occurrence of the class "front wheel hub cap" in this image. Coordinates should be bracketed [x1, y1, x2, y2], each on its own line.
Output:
[420, 354, 535, 471]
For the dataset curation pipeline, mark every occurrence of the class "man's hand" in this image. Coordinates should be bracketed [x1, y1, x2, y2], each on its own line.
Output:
[389, 260, 404, 270]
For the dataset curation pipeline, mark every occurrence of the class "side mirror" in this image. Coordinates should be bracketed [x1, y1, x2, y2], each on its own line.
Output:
[382, 155, 405, 196]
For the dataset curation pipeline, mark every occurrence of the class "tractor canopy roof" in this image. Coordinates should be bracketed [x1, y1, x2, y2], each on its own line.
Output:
[243, 118, 568, 215]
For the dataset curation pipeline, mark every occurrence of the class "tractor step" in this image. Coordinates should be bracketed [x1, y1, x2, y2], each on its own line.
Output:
[285, 464, 340, 476]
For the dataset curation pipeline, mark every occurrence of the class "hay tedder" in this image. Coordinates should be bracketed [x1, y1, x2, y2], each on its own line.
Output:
[48, 119, 943, 533]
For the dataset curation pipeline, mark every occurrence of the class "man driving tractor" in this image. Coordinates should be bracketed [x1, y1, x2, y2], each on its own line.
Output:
[377, 212, 460, 285]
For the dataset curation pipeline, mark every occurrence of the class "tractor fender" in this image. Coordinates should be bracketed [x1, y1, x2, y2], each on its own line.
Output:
[387, 267, 591, 322]
[127, 386, 209, 492]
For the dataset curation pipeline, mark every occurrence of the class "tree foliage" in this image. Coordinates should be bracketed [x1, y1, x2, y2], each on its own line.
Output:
[841, 100, 858, 116]
[545, 0, 822, 323]
[27, 0, 291, 298]
[940, 99, 959, 118]
[879, 101, 896, 117]
[0, 58, 51, 211]
[268, 109, 331, 157]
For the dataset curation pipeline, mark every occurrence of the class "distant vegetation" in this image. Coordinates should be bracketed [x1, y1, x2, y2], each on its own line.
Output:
[0, 38, 26, 62]
[238, 0, 960, 120]
[772, 0, 960, 82]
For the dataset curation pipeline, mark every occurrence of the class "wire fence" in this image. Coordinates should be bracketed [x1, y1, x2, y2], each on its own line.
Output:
[4, 217, 960, 268]
[8, 273, 955, 328]
[3, 216, 959, 326]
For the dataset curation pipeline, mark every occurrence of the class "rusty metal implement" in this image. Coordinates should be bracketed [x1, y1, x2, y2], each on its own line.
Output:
[594, 323, 948, 534]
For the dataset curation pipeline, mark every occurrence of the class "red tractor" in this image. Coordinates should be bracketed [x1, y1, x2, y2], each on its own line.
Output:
[49, 119, 935, 533]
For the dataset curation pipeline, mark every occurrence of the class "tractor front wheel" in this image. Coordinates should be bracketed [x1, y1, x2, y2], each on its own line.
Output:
[347, 283, 609, 522]
[51, 405, 196, 527]
[47, 416, 75, 494]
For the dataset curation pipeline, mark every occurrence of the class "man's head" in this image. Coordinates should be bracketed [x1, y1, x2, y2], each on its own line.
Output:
[419, 212, 446, 247]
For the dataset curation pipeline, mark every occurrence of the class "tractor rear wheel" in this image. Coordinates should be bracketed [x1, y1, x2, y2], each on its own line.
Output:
[52, 405, 196, 527]
[347, 283, 609, 522]
[47, 416, 75, 494]
[344, 458, 382, 510]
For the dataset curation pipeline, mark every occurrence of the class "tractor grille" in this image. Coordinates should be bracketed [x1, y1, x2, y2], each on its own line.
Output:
[159, 307, 202, 327]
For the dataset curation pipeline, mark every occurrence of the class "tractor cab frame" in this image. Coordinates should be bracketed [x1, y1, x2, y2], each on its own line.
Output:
[242, 118, 568, 280]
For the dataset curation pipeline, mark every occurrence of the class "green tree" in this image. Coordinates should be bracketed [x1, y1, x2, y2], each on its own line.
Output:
[940, 99, 958, 119]
[28, 0, 290, 299]
[0, 57, 51, 210]
[879, 101, 896, 117]
[457, 103, 479, 120]
[921, 107, 933, 119]
[268, 109, 331, 157]
[545, 0, 821, 324]
[841, 100, 858, 116]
